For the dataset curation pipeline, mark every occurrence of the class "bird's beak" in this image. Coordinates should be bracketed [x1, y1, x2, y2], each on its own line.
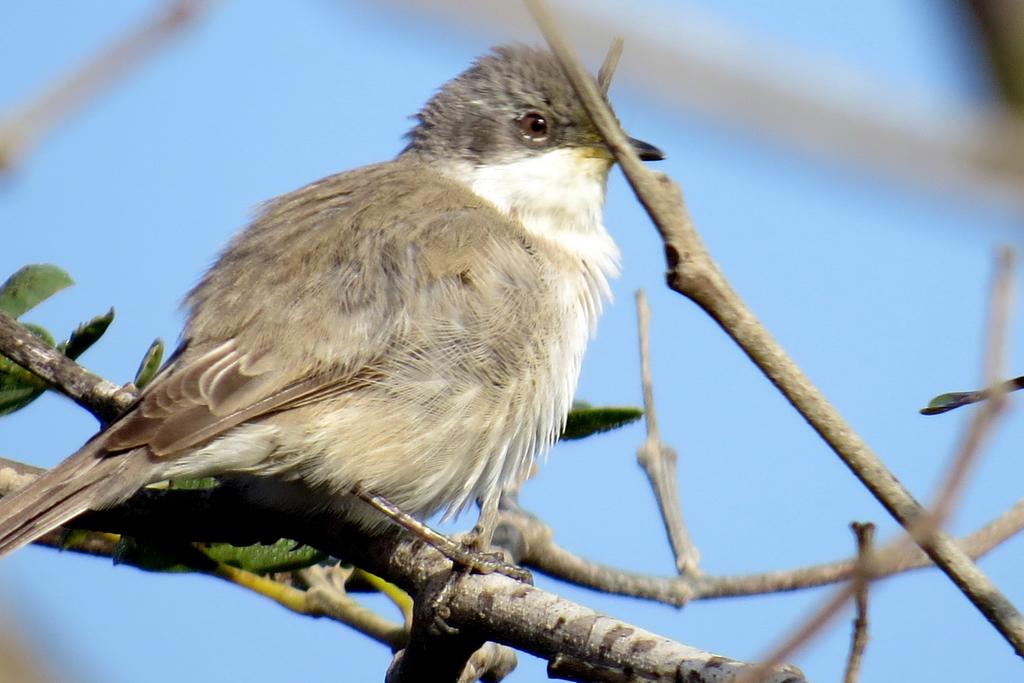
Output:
[628, 137, 665, 162]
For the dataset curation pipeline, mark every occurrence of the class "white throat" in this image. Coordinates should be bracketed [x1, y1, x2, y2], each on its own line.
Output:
[443, 147, 621, 293]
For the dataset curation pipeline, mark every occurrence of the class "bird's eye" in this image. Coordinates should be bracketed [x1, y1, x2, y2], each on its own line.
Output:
[518, 111, 548, 142]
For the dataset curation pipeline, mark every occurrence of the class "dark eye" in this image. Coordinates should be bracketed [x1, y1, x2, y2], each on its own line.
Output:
[518, 111, 548, 142]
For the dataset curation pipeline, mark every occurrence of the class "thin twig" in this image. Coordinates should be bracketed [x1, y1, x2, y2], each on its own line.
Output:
[736, 582, 859, 683]
[296, 566, 408, 649]
[928, 247, 1015, 528]
[353, 567, 414, 627]
[634, 290, 698, 574]
[739, 523, 876, 683]
[0, 0, 209, 172]
[498, 496, 1024, 604]
[525, 0, 1024, 656]
[843, 523, 875, 683]
[729, 247, 1011, 680]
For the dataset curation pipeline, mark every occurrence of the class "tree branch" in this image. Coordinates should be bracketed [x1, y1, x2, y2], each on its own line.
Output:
[0, 311, 133, 422]
[634, 290, 698, 574]
[0, 468, 801, 683]
[0, 320, 801, 681]
[499, 498, 1024, 603]
[525, 0, 1024, 657]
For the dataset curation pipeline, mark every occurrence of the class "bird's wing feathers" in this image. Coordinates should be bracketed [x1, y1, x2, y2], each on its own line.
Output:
[99, 161, 533, 462]
[102, 341, 364, 457]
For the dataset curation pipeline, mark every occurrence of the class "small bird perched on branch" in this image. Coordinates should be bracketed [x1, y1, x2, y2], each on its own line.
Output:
[0, 44, 662, 558]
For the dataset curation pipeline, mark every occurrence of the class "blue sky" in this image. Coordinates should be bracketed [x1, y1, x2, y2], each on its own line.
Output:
[2, 2, 1023, 681]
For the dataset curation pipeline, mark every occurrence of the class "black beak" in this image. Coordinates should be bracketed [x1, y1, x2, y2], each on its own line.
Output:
[628, 137, 665, 162]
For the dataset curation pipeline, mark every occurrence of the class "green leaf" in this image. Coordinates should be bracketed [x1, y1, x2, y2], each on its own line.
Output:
[133, 338, 164, 389]
[0, 365, 46, 415]
[58, 308, 114, 360]
[199, 539, 326, 574]
[561, 403, 643, 440]
[20, 322, 55, 347]
[0, 265, 73, 318]
[112, 537, 217, 573]
[920, 391, 981, 415]
[167, 477, 218, 490]
[0, 322, 55, 415]
[113, 536, 325, 575]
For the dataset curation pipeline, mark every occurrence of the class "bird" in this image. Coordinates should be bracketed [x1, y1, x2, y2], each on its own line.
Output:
[0, 44, 663, 559]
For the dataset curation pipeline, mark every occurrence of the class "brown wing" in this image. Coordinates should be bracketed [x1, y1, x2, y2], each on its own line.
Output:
[102, 340, 363, 457]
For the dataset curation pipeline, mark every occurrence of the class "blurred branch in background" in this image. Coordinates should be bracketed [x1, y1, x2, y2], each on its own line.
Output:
[373, 0, 1024, 211]
[0, 0, 209, 173]
[0, 609, 56, 683]
[7, 0, 1023, 212]
[963, 0, 1024, 112]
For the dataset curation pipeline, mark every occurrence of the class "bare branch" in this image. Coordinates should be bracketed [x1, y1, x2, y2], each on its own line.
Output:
[525, 0, 1024, 656]
[843, 523, 875, 683]
[737, 522, 875, 683]
[634, 290, 698, 574]
[296, 566, 408, 649]
[504, 508, 692, 605]
[502, 499, 1024, 602]
[737, 583, 858, 683]
[10, 474, 799, 681]
[1, 421, 796, 682]
[445, 571, 802, 683]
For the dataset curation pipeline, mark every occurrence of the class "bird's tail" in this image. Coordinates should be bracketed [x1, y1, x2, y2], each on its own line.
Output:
[0, 442, 157, 557]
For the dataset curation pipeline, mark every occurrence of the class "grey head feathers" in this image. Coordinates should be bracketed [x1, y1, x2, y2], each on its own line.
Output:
[401, 44, 609, 166]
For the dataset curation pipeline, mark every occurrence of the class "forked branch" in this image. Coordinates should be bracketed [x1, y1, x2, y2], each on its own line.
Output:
[524, 0, 1024, 657]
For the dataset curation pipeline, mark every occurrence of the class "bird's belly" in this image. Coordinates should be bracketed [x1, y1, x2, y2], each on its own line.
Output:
[298, 373, 567, 520]
[297, 273, 595, 524]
